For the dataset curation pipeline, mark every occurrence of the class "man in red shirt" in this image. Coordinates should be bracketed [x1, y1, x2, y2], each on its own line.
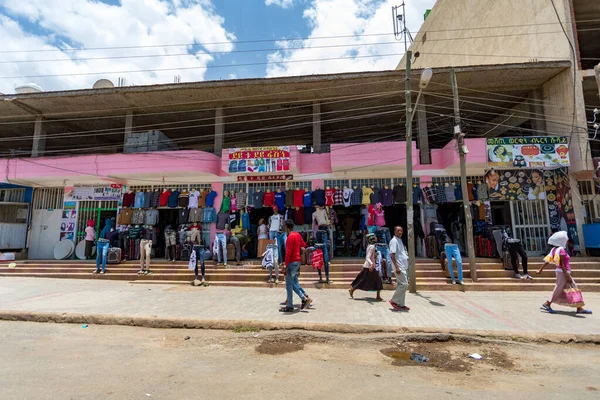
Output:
[280, 219, 313, 312]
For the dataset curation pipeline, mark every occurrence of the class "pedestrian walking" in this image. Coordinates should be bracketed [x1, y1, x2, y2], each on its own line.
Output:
[279, 219, 313, 313]
[349, 233, 383, 301]
[537, 231, 592, 315]
[388, 226, 410, 311]
[84, 220, 96, 260]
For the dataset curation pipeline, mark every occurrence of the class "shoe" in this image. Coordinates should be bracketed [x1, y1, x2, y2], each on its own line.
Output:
[275, 280, 280, 284]
[100, 270, 105, 274]
[93, 269, 99, 274]
[137, 270, 145, 275]
[280, 301, 287, 306]
[388, 300, 401, 310]
[387, 278, 393, 284]
[458, 281, 464, 285]
[224, 263, 228, 267]
[525, 274, 533, 280]
[279, 306, 294, 313]
[201, 278, 206, 283]
[451, 280, 456, 285]
[301, 297, 313, 310]
[515, 274, 524, 279]
[193, 279, 201, 286]
[144, 270, 152, 275]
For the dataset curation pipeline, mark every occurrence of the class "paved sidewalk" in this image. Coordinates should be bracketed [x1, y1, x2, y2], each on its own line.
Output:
[0, 277, 597, 337]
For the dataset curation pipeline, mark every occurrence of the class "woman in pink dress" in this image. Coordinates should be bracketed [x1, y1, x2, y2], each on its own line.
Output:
[537, 231, 592, 314]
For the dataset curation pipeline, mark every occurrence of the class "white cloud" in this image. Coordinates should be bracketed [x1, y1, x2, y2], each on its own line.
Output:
[265, 0, 297, 8]
[0, 0, 236, 93]
[266, 0, 436, 77]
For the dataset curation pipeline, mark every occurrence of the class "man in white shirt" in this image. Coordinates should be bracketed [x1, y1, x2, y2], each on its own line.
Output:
[388, 226, 410, 311]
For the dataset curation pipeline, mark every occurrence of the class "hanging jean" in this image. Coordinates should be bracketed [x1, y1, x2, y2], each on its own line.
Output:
[285, 261, 305, 308]
[376, 244, 393, 278]
[193, 245, 205, 279]
[315, 228, 330, 281]
[215, 233, 228, 265]
[201, 223, 211, 247]
[444, 243, 463, 283]
[95, 239, 109, 273]
[269, 231, 287, 262]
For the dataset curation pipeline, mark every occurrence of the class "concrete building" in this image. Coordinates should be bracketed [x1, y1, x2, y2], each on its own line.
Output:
[398, 0, 600, 251]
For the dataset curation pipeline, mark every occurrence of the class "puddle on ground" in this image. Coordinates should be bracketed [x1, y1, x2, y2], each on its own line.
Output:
[256, 338, 306, 355]
[380, 348, 438, 365]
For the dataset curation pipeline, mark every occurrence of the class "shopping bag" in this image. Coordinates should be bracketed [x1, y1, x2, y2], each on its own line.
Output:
[563, 284, 585, 308]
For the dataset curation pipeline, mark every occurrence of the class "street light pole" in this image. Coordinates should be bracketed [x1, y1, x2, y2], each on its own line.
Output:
[405, 51, 416, 293]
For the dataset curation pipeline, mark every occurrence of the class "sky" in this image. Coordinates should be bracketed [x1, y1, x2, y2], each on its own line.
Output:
[0, 0, 436, 93]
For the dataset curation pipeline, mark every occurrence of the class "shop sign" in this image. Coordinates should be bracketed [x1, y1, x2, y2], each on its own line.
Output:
[486, 137, 569, 169]
[72, 184, 123, 201]
[228, 146, 291, 173]
[485, 169, 548, 201]
[237, 175, 293, 182]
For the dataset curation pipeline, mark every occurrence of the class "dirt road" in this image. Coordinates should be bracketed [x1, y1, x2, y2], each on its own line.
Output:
[0, 321, 598, 399]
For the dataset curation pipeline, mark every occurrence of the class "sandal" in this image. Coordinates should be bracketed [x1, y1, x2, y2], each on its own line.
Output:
[541, 304, 556, 314]
[348, 289, 354, 298]
[576, 309, 592, 314]
[279, 306, 294, 313]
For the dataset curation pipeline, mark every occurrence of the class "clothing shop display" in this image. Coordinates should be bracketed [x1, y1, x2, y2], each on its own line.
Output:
[215, 232, 228, 264]
[122, 191, 135, 208]
[205, 190, 217, 207]
[128, 225, 144, 239]
[370, 187, 380, 205]
[454, 184, 462, 201]
[198, 189, 209, 208]
[392, 185, 406, 204]
[423, 186, 436, 204]
[230, 195, 237, 212]
[168, 190, 180, 208]
[285, 190, 293, 208]
[216, 212, 229, 230]
[202, 207, 216, 223]
[131, 209, 146, 225]
[294, 207, 304, 226]
[159, 190, 171, 207]
[275, 191, 285, 210]
[145, 209, 159, 226]
[312, 189, 326, 207]
[293, 189, 305, 207]
[380, 187, 393, 206]
[177, 209, 190, 225]
[252, 191, 265, 208]
[241, 212, 250, 230]
[188, 190, 200, 208]
[445, 184, 456, 202]
[361, 187, 373, 205]
[325, 188, 336, 207]
[477, 183, 489, 201]
[151, 190, 161, 208]
[134, 191, 145, 208]
[143, 191, 153, 208]
[228, 213, 238, 229]
[312, 207, 329, 226]
[342, 188, 353, 207]
[435, 185, 447, 203]
[350, 187, 362, 206]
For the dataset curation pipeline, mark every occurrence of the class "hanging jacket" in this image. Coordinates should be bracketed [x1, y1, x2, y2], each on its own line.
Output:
[188, 249, 197, 271]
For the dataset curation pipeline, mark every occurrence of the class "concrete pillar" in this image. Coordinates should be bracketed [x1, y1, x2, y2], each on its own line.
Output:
[214, 107, 224, 157]
[568, 175, 587, 256]
[31, 116, 46, 157]
[123, 112, 133, 153]
[530, 89, 546, 134]
[417, 97, 430, 164]
[312, 102, 321, 153]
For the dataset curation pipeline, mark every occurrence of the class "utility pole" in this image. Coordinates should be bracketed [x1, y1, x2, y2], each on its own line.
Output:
[595, 63, 600, 98]
[405, 50, 417, 293]
[450, 68, 477, 282]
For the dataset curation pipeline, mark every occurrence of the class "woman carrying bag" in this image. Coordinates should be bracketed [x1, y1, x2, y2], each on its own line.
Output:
[537, 231, 592, 315]
[349, 233, 384, 301]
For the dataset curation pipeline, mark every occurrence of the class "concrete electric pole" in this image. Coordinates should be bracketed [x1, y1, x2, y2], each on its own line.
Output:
[450, 68, 477, 282]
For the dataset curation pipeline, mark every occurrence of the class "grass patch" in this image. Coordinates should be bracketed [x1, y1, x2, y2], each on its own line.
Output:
[232, 326, 258, 334]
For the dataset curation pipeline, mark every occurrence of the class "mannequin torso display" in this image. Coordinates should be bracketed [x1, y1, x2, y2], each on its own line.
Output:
[188, 189, 201, 209]
[178, 190, 190, 208]
[275, 189, 285, 210]
[312, 187, 326, 207]
[333, 186, 343, 206]
[134, 190, 145, 208]
[167, 189, 180, 208]
[303, 189, 313, 207]
[370, 186, 380, 205]
[392, 184, 407, 204]
[252, 189, 264, 208]
[263, 189, 275, 207]
[361, 186, 372, 205]
[230, 193, 237, 212]
[350, 185, 362, 206]
[374, 203, 386, 227]
[143, 189, 153, 209]
[325, 186, 336, 207]
[293, 187, 305, 207]
[221, 190, 231, 213]
[312, 206, 329, 227]
[205, 189, 218, 208]
[122, 190, 135, 208]
[380, 185, 393, 206]
[151, 189, 161, 208]
[285, 187, 294, 207]
[342, 186, 353, 207]
[159, 189, 171, 207]
[236, 190, 248, 209]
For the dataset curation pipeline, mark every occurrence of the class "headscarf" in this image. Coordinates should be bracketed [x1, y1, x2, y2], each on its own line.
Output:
[548, 231, 568, 249]
[87, 219, 95, 227]
[366, 233, 377, 244]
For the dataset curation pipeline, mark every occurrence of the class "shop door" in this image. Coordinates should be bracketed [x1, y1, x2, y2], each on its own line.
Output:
[28, 209, 62, 259]
[510, 200, 551, 256]
[76, 201, 118, 242]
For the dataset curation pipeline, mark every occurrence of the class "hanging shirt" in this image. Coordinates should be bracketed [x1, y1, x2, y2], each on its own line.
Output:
[122, 192, 135, 208]
[118, 208, 133, 225]
[168, 191, 180, 208]
[293, 189, 305, 207]
[198, 189, 209, 208]
[159, 190, 171, 207]
[367, 204, 375, 226]
[202, 207, 216, 223]
[252, 191, 264, 208]
[435, 185, 446, 203]
[361, 187, 373, 205]
[370, 187, 380, 205]
[178, 191, 190, 208]
[312, 208, 329, 226]
[412, 185, 425, 205]
[303, 190, 313, 207]
[454, 184, 463, 201]
[477, 183, 489, 201]
[325, 188, 336, 207]
[304, 206, 315, 225]
[128, 225, 144, 239]
[423, 186, 436, 204]
[342, 188, 353, 207]
[312, 189, 326, 207]
[220, 196, 231, 213]
[230, 195, 237, 212]
[392, 185, 406, 203]
[294, 207, 304, 226]
[134, 192, 145, 208]
[380, 188, 393, 206]
[263, 191, 275, 207]
[285, 190, 294, 207]
[143, 191, 153, 208]
[145, 209, 159, 226]
[178, 209, 190, 225]
[236, 192, 248, 209]
[445, 185, 456, 202]
[374, 206, 385, 227]
[188, 190, 200, 208]
[151, 191, 161, 208]
[216, 212, 229, 230]
[188, 208, 203, 223]
[205, 190, 218, 207]
[350, 188, 362, 206]
[333, 190, 344, 206]
[275, 191, 286, 210]
[241, 212, 250, 229]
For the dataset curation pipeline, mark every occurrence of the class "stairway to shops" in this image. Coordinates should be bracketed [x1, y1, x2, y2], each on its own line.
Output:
[1, 257, 599, 292]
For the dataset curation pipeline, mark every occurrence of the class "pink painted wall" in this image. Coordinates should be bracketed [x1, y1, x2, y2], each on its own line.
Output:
[299, 153, 332, 174]
[330, 142, 419, 169]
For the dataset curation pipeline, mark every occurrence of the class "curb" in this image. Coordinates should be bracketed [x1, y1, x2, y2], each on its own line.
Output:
[0, 310, 598, 344]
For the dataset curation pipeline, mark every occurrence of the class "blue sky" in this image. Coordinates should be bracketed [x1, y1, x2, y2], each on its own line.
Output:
[0, 0, 436, 93]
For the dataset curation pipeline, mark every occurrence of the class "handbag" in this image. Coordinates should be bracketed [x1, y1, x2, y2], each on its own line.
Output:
[563, 284, 585, 308]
